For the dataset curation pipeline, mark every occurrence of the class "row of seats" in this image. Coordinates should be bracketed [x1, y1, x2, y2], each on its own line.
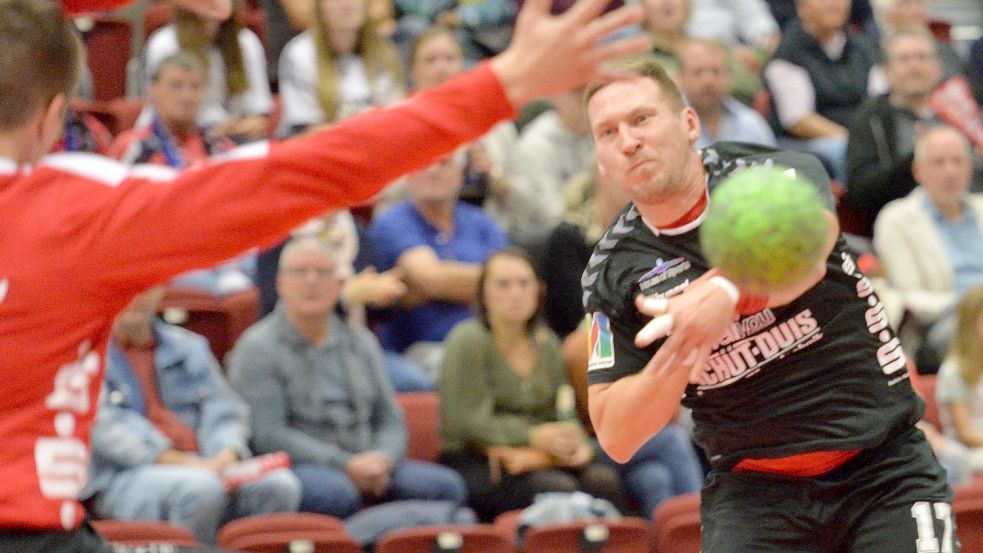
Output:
[90, 477, 983, 552]
[93, 505, 675, 552]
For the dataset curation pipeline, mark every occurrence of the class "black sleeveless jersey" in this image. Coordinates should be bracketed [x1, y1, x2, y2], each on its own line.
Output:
[582, 142, 922, 470]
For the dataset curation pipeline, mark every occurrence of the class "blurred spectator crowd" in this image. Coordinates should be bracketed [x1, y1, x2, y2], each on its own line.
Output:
[51, 0, 983, 547]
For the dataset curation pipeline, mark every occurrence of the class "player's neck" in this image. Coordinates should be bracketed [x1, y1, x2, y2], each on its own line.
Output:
[635, 159, 708, 230]
[0, 129, 41, 165]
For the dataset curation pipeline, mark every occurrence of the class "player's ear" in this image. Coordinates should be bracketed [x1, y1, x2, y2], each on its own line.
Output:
[682, 106, 700, 145]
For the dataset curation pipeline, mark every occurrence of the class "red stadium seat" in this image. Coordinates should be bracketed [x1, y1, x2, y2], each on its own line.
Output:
[492, 510, 523, 543]
[217, 513, 353, 553]
[374, 525, 514, 553]
[92, 519, 201, 547]
[159, 286, 260, 364]
[396, 392, 442, 463]
[651, 493, 700, 553]
[955, 495, 983, 551]
[84, 17, 133, 101]
[929, 19, 952, 43]
[521, 518, 652, 553]
[221, 530, 362, 553]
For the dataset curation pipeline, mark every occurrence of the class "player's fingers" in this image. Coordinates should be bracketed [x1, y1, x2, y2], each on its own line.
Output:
[579, 4, 646, 45]
[687, 344, 712, 383]
[635, 314, 673, 347]
[563, 0, 619, 24]
[517, 0, 550, 18]
[644, 341, 678, 376]
[635, 294, 668, 316]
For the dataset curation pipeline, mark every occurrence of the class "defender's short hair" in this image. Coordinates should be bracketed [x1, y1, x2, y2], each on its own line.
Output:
[0, 0, 82, 130]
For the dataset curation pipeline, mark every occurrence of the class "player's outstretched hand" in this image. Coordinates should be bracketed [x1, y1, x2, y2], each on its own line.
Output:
[490, 0, 651, 108]
[634, 276, 737, 383]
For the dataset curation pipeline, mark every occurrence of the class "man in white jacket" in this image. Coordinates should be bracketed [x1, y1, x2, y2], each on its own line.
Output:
[874, 125, 983, 372]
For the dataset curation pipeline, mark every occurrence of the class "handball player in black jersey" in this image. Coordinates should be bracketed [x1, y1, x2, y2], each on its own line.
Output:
[582, 57, 957, 552]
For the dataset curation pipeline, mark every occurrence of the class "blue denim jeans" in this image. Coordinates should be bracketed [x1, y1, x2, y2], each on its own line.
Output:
[595, 423, 704, 517]
[93, 466, 301, 545]
[293, 459, 467, 518]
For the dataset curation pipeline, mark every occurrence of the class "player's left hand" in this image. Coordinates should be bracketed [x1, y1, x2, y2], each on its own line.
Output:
[634, 275, 737, 383]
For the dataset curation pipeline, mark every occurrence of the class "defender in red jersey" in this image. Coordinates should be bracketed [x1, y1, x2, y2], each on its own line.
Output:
[0, 0, 649, 549]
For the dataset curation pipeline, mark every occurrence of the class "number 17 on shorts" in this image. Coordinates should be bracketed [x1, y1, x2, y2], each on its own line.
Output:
[912, 501, 956, 553]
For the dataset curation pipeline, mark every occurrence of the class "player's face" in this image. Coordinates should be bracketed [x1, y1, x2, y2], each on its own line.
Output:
[406, 155, 464, 207]
[483, 255, 540, 327]
[150, 65, 205, 130]
[278, 247, 341, 319]
[914, 129, 972, 212]
[885, 35, 940, 99]
[588, 77, 700, 204]
[320, 0, 365, 32]
[411, 33, 464, 91]
[679, 44, 730, 113]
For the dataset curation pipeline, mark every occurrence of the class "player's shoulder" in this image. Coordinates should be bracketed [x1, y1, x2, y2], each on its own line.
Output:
[703, 142, 832, 206]
[704, 142, 823, 172]
[39, 152, 176, 188]
[581, 204, 656, 313]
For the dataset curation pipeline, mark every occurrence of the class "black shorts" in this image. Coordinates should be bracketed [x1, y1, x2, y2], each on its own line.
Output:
[0, 520, 111, 553]
[700, 427, 958, 553]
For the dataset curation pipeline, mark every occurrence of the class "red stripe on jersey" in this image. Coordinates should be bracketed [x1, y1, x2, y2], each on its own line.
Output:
[732, 449, 861, 477]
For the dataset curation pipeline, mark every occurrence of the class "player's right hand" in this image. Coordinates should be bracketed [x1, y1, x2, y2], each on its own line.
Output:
[634, 277, 737, 383]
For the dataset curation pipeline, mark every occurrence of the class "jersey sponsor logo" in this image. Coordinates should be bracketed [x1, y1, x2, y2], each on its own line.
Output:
[695, 309, 823, 389]
[588, 312, 615, 371]
[840, 252, 908, 383]
[637, 257, 691, 291]
[38, 340, 100, 529]
[649, 279, 690, 300]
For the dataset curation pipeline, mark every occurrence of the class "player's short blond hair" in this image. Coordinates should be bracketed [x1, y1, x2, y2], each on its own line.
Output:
[584, 56, 686, 116]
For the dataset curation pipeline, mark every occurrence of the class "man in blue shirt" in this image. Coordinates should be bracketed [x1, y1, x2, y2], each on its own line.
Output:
[678, 38, 777, 149]
[369, 153, 508, 373]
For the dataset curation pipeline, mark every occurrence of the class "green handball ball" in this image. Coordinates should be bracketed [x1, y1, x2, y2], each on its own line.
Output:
[700, 166, 828, 295]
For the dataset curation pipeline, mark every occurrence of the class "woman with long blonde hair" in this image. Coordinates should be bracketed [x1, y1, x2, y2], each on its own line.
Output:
[277, 0, 404, 136]
[143, 4, 273, 141]
[936, 285, 983, 471]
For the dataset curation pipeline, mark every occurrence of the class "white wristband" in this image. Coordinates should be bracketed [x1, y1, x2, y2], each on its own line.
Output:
[708, 275, 740, 305]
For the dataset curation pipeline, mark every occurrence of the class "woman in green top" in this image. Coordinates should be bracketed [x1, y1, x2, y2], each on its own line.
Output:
[438, 248, 623, 521]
